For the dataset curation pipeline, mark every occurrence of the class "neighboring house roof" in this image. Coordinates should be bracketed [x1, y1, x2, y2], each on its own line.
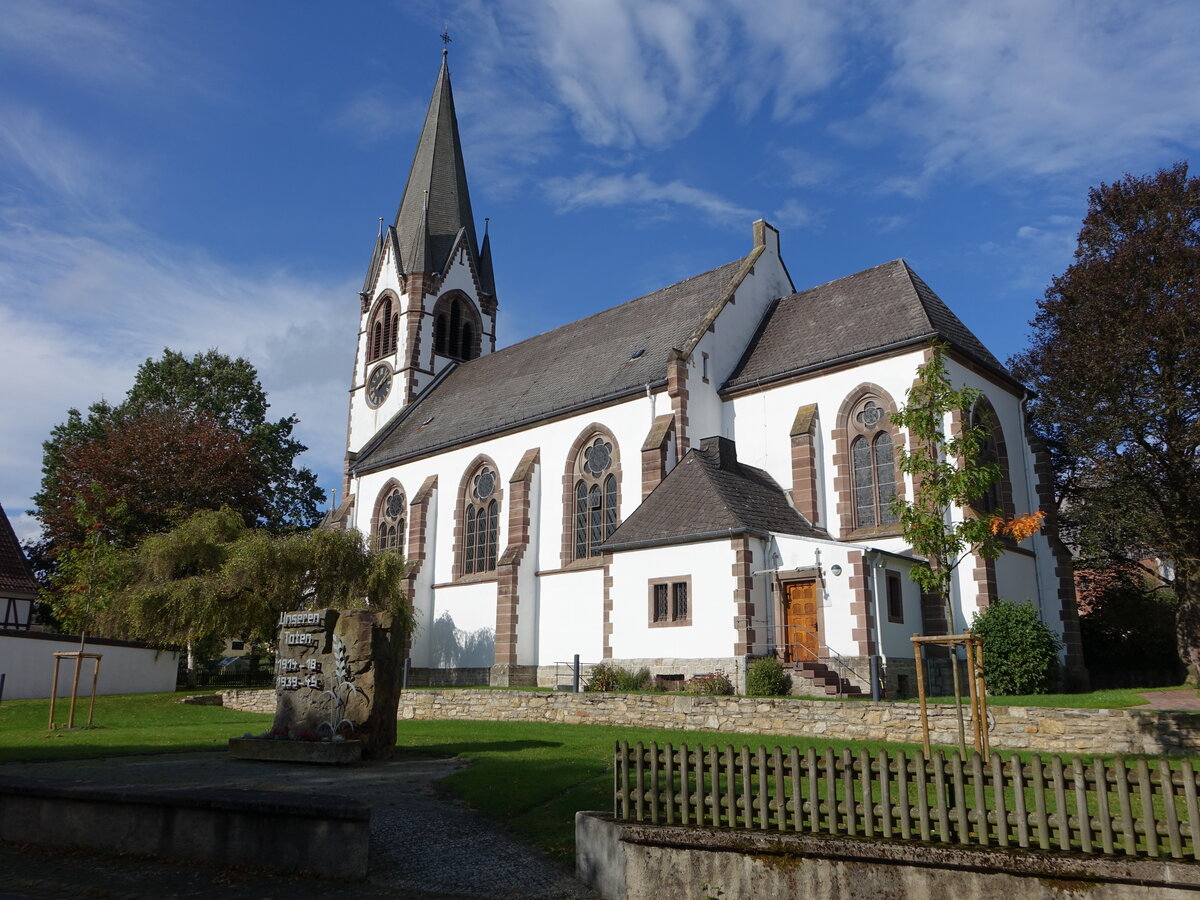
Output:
[602, 437, 825, 552]
[353, 256, 749, 472]
[0, 502, 37, 598]
[724, 259, 1017, 393]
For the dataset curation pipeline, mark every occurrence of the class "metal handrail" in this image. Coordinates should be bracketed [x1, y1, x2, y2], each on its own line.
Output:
[770, 624, 871, 692]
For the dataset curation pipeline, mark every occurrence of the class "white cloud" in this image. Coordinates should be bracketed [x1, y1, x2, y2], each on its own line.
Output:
[0, 103, 127, 214]
[771, 198, 818, 230]
[0, 0, 215, 99]
[864, 0, 1200, 185]
[544, 171, 755, 225]
[443, 0, 856, 152]
[330, 90, 426, 144]
[0, 220, 356, 542]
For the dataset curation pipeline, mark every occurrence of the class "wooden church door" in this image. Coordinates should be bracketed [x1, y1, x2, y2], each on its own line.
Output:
[785, 581, 819, 663]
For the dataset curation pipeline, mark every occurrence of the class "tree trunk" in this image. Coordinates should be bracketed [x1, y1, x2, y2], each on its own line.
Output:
[185, 640, 198, 689]
[1176, 559, 1200, 685]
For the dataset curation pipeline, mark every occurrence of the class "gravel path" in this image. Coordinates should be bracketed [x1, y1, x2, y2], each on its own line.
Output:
[0, 752, 596, 899]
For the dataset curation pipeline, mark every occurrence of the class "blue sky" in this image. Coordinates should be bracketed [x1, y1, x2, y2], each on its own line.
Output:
[2, 0, 1198, 542]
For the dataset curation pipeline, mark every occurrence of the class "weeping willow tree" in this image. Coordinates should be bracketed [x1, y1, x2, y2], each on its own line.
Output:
[111, 507, 411, 686]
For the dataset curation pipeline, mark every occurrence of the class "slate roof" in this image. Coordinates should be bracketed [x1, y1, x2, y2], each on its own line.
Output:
[602, 437, 825, 552]
[393, 54, 479, 280]
[724, 259, 1016, 392]
[0, 502, 37, 597]
[352, 257, 749, 472]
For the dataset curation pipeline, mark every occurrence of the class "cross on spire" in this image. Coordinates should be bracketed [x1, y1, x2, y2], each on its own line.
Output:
[440, 27, 452, 56]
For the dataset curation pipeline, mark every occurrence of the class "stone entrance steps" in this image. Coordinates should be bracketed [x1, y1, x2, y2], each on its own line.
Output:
[794, 660, 863, 697]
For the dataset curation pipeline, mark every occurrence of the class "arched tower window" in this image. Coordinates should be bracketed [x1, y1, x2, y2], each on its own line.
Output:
[372, 481, 405, 552]
[462, 463, 500, 575]
[434, 313, 448, 355]
[368, 295, 399, 362]
[573, 435, 619, 559]
[431, 292, 482, 362]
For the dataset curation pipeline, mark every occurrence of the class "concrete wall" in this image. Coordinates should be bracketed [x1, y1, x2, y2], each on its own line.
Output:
[0, 632, 178, 700]
[0, 775, 368, 879]
[577, 812, 1200, 900]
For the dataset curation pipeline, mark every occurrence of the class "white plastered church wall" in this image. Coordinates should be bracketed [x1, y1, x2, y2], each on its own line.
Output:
[348, 247, 407, 452]
[686, 235, 793, 444]
[350, 392, 656, 672]
[608, 540, 738, 659]
[771, 535, 860, 658]
[941, 356, 1061, 640]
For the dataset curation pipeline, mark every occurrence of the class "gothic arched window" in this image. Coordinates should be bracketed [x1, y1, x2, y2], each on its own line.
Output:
[368, 296, 399, 362]
[431, 292, 482, 363]
[463, 464, 500, 574]
[573, 435, 619, 559]
[434, 313, 448, 355]
[969, 398, 1012, 517]
[375, 484, 405, 551]
[849, 398, 899, 529]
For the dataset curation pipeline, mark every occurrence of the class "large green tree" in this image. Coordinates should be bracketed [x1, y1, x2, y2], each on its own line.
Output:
[1011, 162, 1200, 681]
[34, 349, 324, 554]
[105, 507, 410, 684]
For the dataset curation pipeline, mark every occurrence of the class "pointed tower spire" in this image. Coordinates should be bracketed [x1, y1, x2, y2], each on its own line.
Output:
[478, 216, 496, 297]
[393, 49, 478, 278]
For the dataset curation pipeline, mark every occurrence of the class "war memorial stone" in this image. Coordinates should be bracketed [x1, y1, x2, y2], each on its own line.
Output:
[230, 607, 403, 762]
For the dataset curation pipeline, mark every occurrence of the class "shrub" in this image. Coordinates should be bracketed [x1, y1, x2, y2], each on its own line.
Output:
[685, 672, 734, 695]
[971, 599, 1062, 695]
[584, 663, 619, 692]
[585, 664, 653, 692]
[615, 666, 652, 692]
[745, 657, 791, 696]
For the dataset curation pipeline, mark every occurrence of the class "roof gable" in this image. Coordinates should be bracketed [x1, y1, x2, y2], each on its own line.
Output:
[602, 437, 823, 551]
[724, 259, 1016, 392]
[0, 503, 37, 598]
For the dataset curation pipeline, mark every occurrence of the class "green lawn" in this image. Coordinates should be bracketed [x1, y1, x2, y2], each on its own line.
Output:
[920, 685, 1192, 709]
[392, 719, 929, 861]
[1, 688, 1194, 864]
[0, 692, 270, 762]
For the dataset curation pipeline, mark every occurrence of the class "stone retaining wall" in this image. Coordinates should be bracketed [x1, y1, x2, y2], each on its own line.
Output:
[220, 688, 1200, 756]
[577, 813, 1200, 900]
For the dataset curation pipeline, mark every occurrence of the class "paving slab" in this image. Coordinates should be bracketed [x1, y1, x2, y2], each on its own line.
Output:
[0, 751, 594, 899]
[1136, 688, 1200, 711]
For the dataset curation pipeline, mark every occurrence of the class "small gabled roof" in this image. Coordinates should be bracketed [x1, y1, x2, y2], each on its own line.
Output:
[0, 502, 37, 598]
[393, 53, 478, 278]
[352, 257, 749, 472]
[724, 259, 1017, 392]
[602, 437, 824, 552]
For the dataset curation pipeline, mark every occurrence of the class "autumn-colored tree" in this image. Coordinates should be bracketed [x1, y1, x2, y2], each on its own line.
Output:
[1011, 162, 1200, 681]
[890, 344, 1044, 631]
[37, 408, 265, 552]
[34, 348, 323, 556]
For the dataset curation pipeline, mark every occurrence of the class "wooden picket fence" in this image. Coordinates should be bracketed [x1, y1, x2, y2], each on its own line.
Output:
[613, 741, 1200, 860]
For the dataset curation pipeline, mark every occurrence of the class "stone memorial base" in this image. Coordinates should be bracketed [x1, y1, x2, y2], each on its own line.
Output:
[228, 738, 363, 765]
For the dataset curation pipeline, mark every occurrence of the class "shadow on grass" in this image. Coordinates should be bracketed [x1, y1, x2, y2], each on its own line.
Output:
[396, 739, 562, 755]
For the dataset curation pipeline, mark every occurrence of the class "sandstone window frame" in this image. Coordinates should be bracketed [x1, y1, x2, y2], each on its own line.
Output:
[561, 424, 623, 566]
[454, 456, 503, 579]
[370, 478, 406, 553]
[648, 576, 692, 627]
[834, 384, 905, 540]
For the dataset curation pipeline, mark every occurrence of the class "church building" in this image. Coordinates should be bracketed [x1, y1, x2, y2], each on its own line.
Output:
[331, 51, 1085, 695]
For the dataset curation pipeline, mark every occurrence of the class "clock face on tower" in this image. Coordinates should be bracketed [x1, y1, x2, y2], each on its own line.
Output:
[366, 363, 392, 408]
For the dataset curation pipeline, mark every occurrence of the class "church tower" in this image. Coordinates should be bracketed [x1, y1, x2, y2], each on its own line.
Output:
[345, 47, 497, 468]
